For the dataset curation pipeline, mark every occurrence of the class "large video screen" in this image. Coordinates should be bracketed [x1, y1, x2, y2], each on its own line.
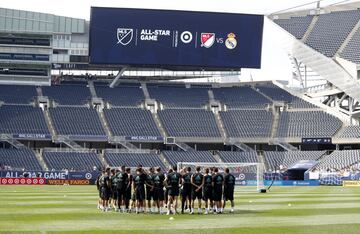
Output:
[89, 7, 264, 69]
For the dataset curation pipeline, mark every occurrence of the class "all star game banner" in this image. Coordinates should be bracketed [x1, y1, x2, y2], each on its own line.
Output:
[89, 7, 264, 70]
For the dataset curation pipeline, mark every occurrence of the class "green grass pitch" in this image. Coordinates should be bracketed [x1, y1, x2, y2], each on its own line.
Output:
[1, 185, 360, 233]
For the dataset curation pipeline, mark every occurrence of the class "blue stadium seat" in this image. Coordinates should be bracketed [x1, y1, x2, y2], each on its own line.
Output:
[0, 85, 37, 104]
[316, 150, 360, 170]
[158, 109, 221, 138]
[163, 151, 216, 166]
[277, 111, 342, 138]
[0, 147, 42, 170]
[306, 10, 360, 57]
[148, 85, 209, 108]
[43, 151, 102, 171]
[256, 84, 316, 109]
[218, 151, 259, 163]
[264, 151, 325, 171]
[220, 110, 273, 138]
[274, 15, 314, 39]
[213, 86, 269, 109]
[42, 85, 91, 105]
[49, 107, 106, 138]
[96, 84, 144, 107]
[0, 105, 50, 135]
[104, 108, 161, 138]
[105, 152, 165, 169]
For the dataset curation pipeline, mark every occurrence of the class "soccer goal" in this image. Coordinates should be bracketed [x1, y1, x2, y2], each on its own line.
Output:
[177, 162, 265, 192]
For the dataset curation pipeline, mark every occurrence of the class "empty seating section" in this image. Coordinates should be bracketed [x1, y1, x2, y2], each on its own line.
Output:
[104, 108, 161, 137]
[43, 151, 101, 171]
[256, 84, 315, 109]
[0, 147, 42, 170]
[277, 111, 342, 138]
[105, 152, 165, 168]
[306, 10, 360, 57]
[148, 86, 209, 108]
[338, 126, 360, 138]
[316, 150, 360, 170]
[42, 85, 91, 105]
[340, 27, 360, 63]
[213, 86, 269, 109]
[0, 105, 49, 135]
[0, 85, 37, 104]
[163, 151, 216, 166]
[219, 151, 258, 163]
[220, 110, 272, 138]
[274, 15, 314, 39]
[264, 151, 325, 170]
[158, 109, 221, 138]
[96, 85, 144, 107]
[49, 107, 106, 137]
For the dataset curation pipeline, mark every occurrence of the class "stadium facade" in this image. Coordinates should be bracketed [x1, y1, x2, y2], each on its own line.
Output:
[0, 4, 360, 186]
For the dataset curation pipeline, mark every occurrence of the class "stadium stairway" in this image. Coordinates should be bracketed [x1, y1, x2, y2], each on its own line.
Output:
[0, 134, 25, 149]
[302, 15, 319, 42]
[97, 108, 113, 139]
[213, 110, 227, 141]
[159, 152, 171, 169]
[43, 108, 57, 139]
[151, 111, 167, 138]
[35, 148, 49, 170]
[88, 81, 98, 98]
[99, 150, 108, 168]
[213, 151, 224, 163]
[54, 136, 84, 151]
[270, 108, 280, 139]
[141, 82, 151, 99]
[257, 151, 267, 171]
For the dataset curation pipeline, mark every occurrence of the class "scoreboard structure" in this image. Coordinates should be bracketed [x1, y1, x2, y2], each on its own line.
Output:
[89, 7, 264, 70]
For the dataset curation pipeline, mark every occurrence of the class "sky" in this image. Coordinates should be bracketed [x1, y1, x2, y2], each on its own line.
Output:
[0, 0, 356, 83]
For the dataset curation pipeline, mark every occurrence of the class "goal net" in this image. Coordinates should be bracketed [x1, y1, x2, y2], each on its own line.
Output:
[177, 162, 265, 192]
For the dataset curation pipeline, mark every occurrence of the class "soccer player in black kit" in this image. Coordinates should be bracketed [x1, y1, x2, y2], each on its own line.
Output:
[110, 168, 118, 211]
[145, 167, 155, 213]
[153, 167, 165, 214]
[212, 167, 224, 214]
[223, 168, 236, 213]
[181, 167, 192, 214]
[124, 167, 132, 212]
[133, 168, 147, 214]
[203, 167, 213, 214]
[116, 165, 128, 213]
[191, 166, 204, 214]
[165, 165, 181, 215]
[99, 168, 111, 212]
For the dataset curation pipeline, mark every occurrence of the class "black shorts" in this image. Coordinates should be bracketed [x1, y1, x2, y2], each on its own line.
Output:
[181, 186, 192, 200]
[135, 187, 145, 201]
[213, 187, 223, 202]
[117, 188, 126, 200]
[192, 188, 202, 200]
[168, 187, 179, 197]
[146, 187, 154, 201]
[223, 188, 234, 201]
[131, 192, 136, 201]
[111, 187, 118, 200]
[100, 187, 111, 200]
[153, 187, 165, 201]
[203, 187, 213, 201]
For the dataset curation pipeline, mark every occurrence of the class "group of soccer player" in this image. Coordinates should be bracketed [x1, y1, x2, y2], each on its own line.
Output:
[96, 164, 236, 215]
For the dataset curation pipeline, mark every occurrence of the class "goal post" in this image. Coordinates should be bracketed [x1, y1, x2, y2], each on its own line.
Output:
[177, 162, 265, 192]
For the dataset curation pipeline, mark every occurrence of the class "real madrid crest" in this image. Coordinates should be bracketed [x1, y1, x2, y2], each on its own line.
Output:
[225, 33, 237, 50]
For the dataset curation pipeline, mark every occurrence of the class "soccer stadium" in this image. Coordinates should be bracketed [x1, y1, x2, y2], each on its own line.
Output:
[1, 0, 360, 233]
